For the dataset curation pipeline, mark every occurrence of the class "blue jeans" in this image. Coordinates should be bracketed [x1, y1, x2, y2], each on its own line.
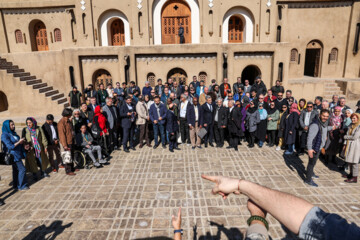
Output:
[299, 207, 360, 240]
[12, 160, 28, 190]
[153, 123, 165, 146]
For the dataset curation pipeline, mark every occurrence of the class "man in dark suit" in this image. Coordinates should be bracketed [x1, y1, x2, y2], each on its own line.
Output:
[103, 97, 119, 151]
[42, 114, 62, 172]
[166, 104, 180, 152]
[149, 95, 167, 149]
[251, 76, 267, 97]
[120, 96, 137, 152]
[227, 100, 244, 151]
[88, 97, 98, 112]
[233, 77, 244, 95]
[155, 79, 164, 97]
[213, 98, 228, 148]
[199, 96, 215, 147]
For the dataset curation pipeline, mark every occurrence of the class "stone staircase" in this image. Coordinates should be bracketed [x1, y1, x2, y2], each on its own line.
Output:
[0, 57, 69, 108]
[323, 81, 345, 101]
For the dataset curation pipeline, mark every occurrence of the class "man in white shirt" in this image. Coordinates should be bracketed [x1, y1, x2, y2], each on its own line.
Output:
[179, 94, 191, 145]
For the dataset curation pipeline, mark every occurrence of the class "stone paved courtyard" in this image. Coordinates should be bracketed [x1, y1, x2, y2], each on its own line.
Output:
[0, 144, 360, 240]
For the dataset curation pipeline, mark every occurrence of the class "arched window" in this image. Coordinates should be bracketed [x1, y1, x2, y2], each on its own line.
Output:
[54, 28, 62, 42]
[147, 73, 156, 87]
[290, 49, 298, 63]
[329, 48, 338, 62]
[199, 72, 207, 82]
[15, 30, 23, 43]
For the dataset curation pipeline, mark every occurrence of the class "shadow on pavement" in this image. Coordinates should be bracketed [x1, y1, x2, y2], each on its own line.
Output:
[22, 220, 73, 240]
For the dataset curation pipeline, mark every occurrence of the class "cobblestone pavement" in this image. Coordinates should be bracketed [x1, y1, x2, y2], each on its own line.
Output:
[0, 144, 360, 240]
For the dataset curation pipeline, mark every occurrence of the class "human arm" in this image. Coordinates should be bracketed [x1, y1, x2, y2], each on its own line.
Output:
[201, 175, 314, 235]
[172, 208, 182, 240]
[1, 134, 24, 151]
[307, 123, 319, 157]
[299, 112, 306, 129]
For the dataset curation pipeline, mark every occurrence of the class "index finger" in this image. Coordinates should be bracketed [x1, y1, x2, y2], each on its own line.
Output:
[201, 174, 218, 183]
[177, 207, 181, 218]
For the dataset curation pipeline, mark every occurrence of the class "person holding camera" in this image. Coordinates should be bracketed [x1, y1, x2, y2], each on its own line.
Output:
[1, 120, 29, 192]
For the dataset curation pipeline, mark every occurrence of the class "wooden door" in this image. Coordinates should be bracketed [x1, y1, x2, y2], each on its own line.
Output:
[168, 68, 187, 85]
[34, 22, 49, 51]
[161, 0, 191, 44]
[94, 71, 112, 89]
[111, 19, 125, 46]
[228, 16, 243, 43]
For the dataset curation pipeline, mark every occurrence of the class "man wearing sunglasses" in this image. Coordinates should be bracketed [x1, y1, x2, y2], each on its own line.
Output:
[275, 92, 287, 111]
[299, 101, 318, 155]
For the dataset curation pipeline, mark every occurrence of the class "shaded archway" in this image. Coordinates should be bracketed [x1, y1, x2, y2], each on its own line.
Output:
[98, 9, 130, 46]
[0, 91, 8, 112]
[92, 69, 112, 89]
[304, 40, 323, 77]
[161, 0, 191, 44]
[29, 20, 49, 51]
[167, 68, 188, 85]
[241, 65, 261, 85]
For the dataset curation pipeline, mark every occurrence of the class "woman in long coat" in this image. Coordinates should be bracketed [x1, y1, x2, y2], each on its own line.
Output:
[284, 103, 300, 155]
[255, 103, 268, 148]
[276, 105, 289, 151]
[267, 101, 280, 147]
[343, 113, 360, 183]
[246, 101, 260, 148]
[325, 106, 344, 164]
[22, 117, 50, 180]
[228, 101, 244, 151]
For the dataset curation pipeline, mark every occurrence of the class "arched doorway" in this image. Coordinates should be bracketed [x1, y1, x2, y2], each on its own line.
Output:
[34, 21, 49, 51]
[161, 0, 191, 44]
[241, 65, 261, 85]
[0, 91, 8, 112]
[111, 19, 125, 46]
[93, 69, 112, 89]
[228, 15, 243, 43]
[167, 68, 188, 85]
[304, 40, 323, 77]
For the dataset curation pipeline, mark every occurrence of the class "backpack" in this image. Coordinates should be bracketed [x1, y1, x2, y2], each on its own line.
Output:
[91, 116, 102, 139]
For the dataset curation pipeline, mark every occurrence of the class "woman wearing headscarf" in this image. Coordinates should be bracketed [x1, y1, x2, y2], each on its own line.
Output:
[255, 103, 268, 148]
[276, 105, 289, 151]
[1, 120, 28, 191]
[22, 117, 50, 180]
[343, 109, 353, 129]
[284, 103, 300, 155]
[93, 105, 109, 154]
[245, 101, 260, 148]
[324, 106, 344, 165]
[342, 113, 360, 183]
[267, 101, 280, 147]
[298, 98, 307, 112]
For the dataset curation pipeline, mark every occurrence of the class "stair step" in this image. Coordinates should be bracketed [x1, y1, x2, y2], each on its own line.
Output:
[13, 72, 30, 78]
[62, 102, 70, 108]
[20, 76, 36, 81]
[45, 90, 59, 97]
[32, 83, 47, 89]
[0, 61, 12, 66]
[57, 98, 67, 104]
[51, 93, 64, 101]
[0, 65, 18, 70]
[38, 86, 53, 93]
[26, 79, 42, 85]
[7, 68, 23, 73]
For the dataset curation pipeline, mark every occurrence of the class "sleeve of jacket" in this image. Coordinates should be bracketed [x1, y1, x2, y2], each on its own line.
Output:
[1, 133, 15, 151]
[255, 111, 261, 124]
[187, 104, 195, 126]
[290, 113, 299, 132]
[39, 127, 48, 149]
[119, 105, 128, 118]
[161, 104, 167, 119]
[149, 105, 155, 122]
[299, 111, 306, 129]
[58, 122, 68, 148]
[136, 103, 146, 120]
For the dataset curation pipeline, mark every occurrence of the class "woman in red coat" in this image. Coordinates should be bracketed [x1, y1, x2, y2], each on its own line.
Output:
[93, 106, 109, 155]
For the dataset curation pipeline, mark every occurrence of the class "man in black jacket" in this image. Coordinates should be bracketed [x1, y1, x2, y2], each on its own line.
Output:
[42, 114, 62, 172]
[213, 98, 228, 148]
[251, 77, 267, 97]
[275, 92, 288, 111]
[199, 96, 215, 147]
[271, 80, 284, 96]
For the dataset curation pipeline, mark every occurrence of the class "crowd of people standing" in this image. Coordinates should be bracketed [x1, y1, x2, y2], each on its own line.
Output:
[1, 75, 360, 198]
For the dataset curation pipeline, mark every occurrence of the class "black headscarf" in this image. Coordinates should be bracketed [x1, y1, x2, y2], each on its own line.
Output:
[267, 103, 277, 115]
[247, 101, 257, 114]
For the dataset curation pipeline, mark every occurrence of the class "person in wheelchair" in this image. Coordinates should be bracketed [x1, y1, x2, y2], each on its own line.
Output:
[76, 125, 106, 168]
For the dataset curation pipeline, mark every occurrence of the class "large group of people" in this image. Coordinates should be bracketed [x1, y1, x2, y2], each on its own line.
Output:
[1, 76, 360, 239]
[2, 76, 360, 193]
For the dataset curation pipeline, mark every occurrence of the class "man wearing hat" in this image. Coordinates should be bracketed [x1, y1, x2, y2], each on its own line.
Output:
[68, 86, 82, 109]
[42, 114, 62, 172]
[250, 77, 267, 97]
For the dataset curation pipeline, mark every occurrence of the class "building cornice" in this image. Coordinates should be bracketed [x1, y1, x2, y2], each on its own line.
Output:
[277, 0, 354, 8]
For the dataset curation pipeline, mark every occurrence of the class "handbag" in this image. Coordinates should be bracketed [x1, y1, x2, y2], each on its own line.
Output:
[4, 153, 14, 165]
[61, 151, 72, 164]
[198, 128, 208, 139]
